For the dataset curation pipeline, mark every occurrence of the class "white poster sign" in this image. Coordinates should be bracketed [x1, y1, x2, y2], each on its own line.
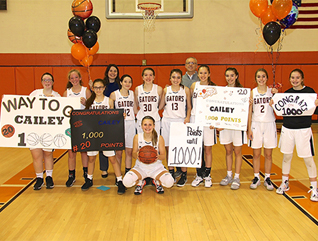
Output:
[168, 123, 203, 168]
[195, 86, 250, 131]
[271, 93, 317, 116]
[0, 95, 81, 149]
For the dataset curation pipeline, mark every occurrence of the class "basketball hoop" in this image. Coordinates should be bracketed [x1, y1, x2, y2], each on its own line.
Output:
[137, 2, 161, 31]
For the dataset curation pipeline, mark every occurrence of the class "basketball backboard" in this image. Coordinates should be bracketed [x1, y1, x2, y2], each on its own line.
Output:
[106, 0, 194, 19]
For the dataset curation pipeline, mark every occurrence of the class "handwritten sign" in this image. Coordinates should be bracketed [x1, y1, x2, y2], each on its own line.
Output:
[195, 86, 250, 131]
[168, 123, 203, 168]
[70, 109, 125, 152]
[271, 93, 317, 116]
[0, 95, 80, 149]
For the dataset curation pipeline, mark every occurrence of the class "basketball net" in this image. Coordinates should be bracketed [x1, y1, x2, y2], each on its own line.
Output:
[138, 3, 161, 31]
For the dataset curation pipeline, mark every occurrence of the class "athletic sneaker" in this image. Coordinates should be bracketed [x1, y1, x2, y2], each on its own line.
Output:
[81, 178, 93, 191]
[204, 175, 212, 188]
[276, 180, 289, 194]
[220, 175, 233, 186]
[231, 178, 240, 190]
[173, 170, 182, 179]
[308, 186, 318, 202]
[250, 177, 260, 189]
[101, 171, 108, 178]
[65, 175, 76, 187]
[117, 180, 125, 195]
[33, 177, 44, 190]
[177, 173, 187, 187]
[191, 175, 203, 187]
[264, 178, 274, 191]
[134, 180, 146, 195]
[153, 180, 164, 194]
[45, 176, 54, 189]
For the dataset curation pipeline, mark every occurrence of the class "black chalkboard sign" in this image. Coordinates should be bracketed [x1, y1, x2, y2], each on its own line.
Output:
[70, 109, 125, 152]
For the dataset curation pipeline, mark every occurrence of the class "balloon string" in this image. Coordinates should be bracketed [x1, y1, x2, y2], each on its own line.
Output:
[254, 18, 263, 53]
[87, 66, 91, 87]
[271, 47, 276, 86]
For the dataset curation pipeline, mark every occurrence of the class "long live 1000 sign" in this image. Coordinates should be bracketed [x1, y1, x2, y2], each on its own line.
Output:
[168, 123, 203, 168]
[70, 109, 125, 152]
[0, 95, 80, 149]
[195, 86, 250, 131]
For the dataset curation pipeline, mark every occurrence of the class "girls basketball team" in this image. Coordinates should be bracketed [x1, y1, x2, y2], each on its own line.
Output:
[29, 64, 318, 201]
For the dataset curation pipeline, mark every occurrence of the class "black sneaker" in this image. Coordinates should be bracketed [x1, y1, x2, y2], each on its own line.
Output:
[173, 170, 182, 179]
[101, 172, 108, 178]
[33, 177, 44, 190]
[117, 180, 125, 195]
[134, 180, 146, 195]
[177, 174, 187, 187]
[45, 176, 54, 189]
[115, 179, 118, 186]
[153, 179, 164, 194]
[65, 175, 76, 187]
[81, 178, 93, 191]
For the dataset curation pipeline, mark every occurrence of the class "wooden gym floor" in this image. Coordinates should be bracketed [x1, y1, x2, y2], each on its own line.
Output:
[0, 124, 318, 241]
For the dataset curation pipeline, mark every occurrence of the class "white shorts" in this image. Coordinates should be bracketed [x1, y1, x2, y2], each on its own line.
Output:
[29, 148, 53, 152]
[125, 120, 136, 148]
[87, 150, 115, 157]
[190, 116, 217, 146]
[161, 117, 185, 146]
[136, 119, 161, 135]
[279, 126, 314, 158]
[219, 129, 247, 146]
[132, 160, 168, 179]
[248, 121, 277, 149]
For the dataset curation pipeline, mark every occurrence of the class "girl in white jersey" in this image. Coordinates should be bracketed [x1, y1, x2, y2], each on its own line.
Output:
[81, 79, 125, 194]
[159, 69, 191, 186]
[123, 116, 174, 195]
[110, 74, 137, 175]
[190, 65, 217, 188]
[248, 68, 277, 191]
[29, 72, 61, 190]
[135, 68, 162, 134]
[63, 69, 91, 187]
[219, 67, 247, 190]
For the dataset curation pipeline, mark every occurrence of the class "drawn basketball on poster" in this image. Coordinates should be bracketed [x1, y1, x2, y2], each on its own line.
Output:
[1, 124, 15, 138]
[27, 133, 40, 146]
[54, 134, 67, 147]
[40, 133, 53, 147]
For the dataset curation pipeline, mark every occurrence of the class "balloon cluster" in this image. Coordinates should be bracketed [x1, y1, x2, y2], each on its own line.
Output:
[68, 0, 101, 67]
[249, 0, 299, 46]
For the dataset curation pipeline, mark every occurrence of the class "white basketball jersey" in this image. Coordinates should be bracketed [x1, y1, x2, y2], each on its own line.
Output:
[66, 86, 87, 109]
[114, 90, 135, 121]
[138, 133, 159, 152]
[191, 82, 200, 116]
[29, 89, 60, 97]
[90, 96, 110, 110]
[252, 87, 275, 122]
[162, 86, 186, 118]
[136, 84, 160, 121]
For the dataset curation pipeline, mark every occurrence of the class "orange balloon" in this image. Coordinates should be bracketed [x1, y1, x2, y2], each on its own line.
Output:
[88, 42, 99, 55]
[272, 0, 293, 20]
[261, 6, 277, 25]
[71, 43, 86, 60]
[79, 55, 93, 67]
[249, 0, 268, 18]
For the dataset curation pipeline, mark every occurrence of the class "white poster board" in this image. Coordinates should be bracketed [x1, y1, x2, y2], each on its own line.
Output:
[271, 93, 317, 116]
[168, 123, 203, 168]
[0, 95, 81, 149]
[195, 86, 250, 131]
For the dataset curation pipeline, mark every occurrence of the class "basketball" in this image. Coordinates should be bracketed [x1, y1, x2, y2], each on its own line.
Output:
[27, 133, 40, 146]
[40, 133, 53, 147]
[1, 124, 15, 138]
[138, 145, 157, 164]
[68, 29, 82, 44]
[53, 134, 67, 147]
[72, 0, 93, 19]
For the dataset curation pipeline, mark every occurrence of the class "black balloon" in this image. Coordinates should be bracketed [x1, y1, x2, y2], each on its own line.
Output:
[69, 16, 85, 37]
[82, 30, 97, 48]
[86, 16, 101, 32]
[263, 21, 281, 46]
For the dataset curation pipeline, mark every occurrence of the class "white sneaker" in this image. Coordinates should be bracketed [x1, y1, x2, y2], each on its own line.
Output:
[264, 178, 274, 191]
[231, 178, 240, 190]
[204, 175, 212, 188]
[276, 180, 289, 194]
[308, 186, 318, 202]
[220, 175, 233, 186]
[191, 175, 203, 187]
[250, 177, 260, 189]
